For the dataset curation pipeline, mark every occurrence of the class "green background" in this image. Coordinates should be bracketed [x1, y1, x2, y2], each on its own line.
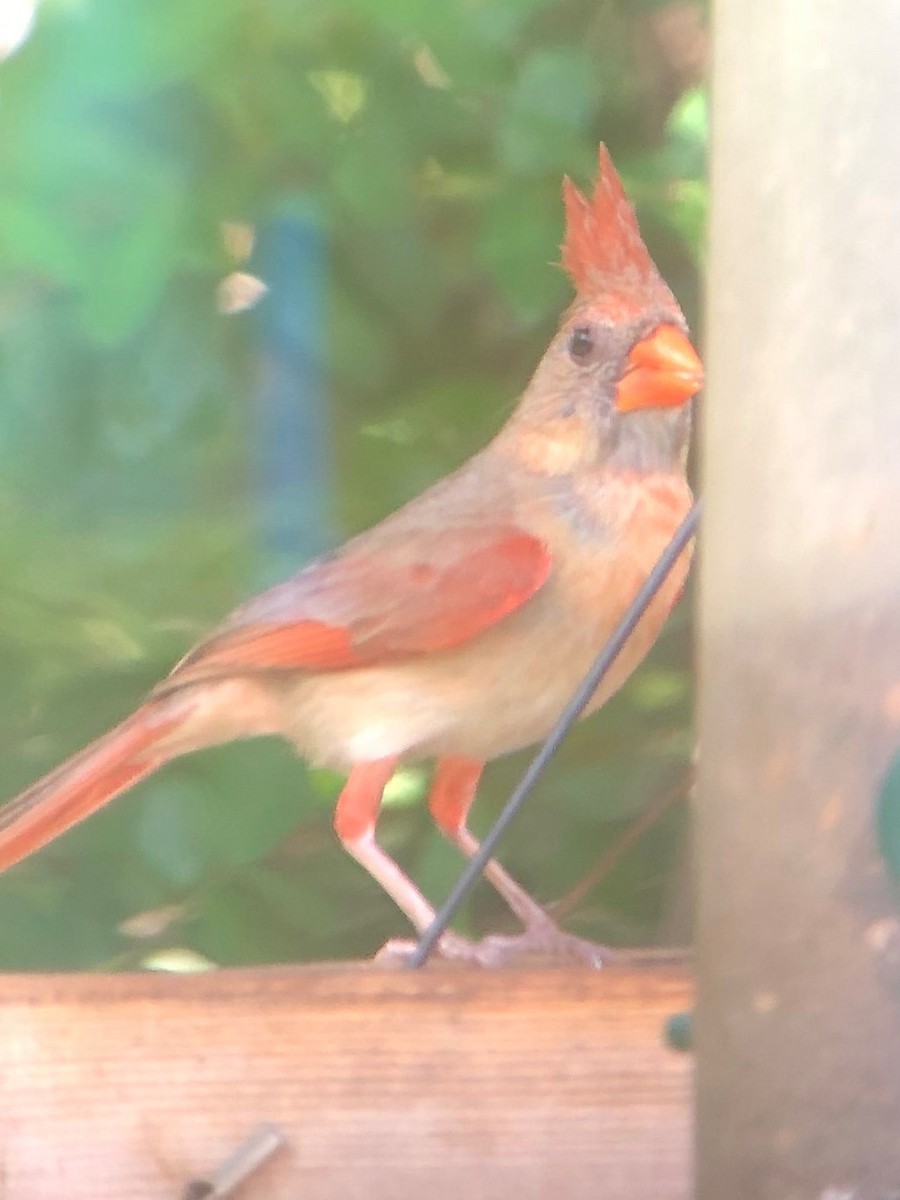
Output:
[0, 0, 707, 970]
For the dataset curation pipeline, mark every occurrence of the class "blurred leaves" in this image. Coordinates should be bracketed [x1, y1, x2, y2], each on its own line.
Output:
[0, 0, 706, 968]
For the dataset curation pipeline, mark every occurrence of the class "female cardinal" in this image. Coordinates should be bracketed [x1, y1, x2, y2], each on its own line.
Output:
[0, 147, 702, 965]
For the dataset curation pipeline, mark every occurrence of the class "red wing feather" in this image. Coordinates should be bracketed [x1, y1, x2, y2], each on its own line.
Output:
[187, 621, 357, 673]
[168, 529, 550, 684]
[359, 532, 549, 657]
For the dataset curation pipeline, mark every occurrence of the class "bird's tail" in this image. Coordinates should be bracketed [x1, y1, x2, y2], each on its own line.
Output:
[0, 696, 190, 872]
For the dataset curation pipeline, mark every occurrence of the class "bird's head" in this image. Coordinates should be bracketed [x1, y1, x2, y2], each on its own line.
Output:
[510, 146, 703, 475]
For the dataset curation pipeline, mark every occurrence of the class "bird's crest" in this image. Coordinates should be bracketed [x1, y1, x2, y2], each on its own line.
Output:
[562, 145, 680, 319]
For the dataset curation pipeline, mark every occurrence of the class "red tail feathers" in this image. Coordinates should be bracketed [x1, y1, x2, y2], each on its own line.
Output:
[0, 699, 187, 872]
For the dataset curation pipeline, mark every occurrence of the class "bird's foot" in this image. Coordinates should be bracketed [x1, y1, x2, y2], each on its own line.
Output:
[473, 920, 615, 968]
[374, 920, 614, 968]
[374, 931, 487, 967]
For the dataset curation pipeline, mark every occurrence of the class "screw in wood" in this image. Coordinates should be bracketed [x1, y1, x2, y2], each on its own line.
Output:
[181, 1123, 287, 1199]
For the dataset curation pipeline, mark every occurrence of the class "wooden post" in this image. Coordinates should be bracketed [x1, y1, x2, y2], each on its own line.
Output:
[699, 4, 900, 1196]
[0, 963, 691, 1198]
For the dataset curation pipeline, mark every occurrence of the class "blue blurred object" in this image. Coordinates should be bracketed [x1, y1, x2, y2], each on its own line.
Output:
[251, 200, 333, 583]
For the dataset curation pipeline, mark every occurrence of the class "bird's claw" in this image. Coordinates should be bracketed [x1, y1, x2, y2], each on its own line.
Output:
[472, 925, 614, 968]
[374, 922, 614, 969]
[374, 931, 486, 967]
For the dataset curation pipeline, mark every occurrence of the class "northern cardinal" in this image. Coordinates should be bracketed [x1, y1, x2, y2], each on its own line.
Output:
[0, 147, 702, 964]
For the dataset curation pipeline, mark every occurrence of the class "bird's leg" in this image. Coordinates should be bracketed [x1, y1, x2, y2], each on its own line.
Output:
[333, 759, 480, 964]
[335, 759, 433, 930]
[429, 757, 553, 928]
[428, 756, 614, 967]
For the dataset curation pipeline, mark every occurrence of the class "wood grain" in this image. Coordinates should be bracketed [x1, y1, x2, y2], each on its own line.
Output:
[0, 960, 693, 1199]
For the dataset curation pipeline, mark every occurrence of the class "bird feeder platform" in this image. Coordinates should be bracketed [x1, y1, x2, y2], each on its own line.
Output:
[0, 957, 692, 1198]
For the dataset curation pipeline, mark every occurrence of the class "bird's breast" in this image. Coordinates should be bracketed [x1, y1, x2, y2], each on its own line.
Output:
[276, 471, 692, 769]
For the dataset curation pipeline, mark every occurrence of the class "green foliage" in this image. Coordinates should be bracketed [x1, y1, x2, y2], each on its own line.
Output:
[878, 748, 900, 887]
[0, 0, 706, 968]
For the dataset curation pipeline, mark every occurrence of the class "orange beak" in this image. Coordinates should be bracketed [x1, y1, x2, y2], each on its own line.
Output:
[614, 324, 704, 413]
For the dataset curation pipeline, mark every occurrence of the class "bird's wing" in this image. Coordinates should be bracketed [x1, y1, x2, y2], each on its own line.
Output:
[165, 523, 551, 686]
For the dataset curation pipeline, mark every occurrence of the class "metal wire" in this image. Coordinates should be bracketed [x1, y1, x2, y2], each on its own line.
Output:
[408, 498, 702, 967]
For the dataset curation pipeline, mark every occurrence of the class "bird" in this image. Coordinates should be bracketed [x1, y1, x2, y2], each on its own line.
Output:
[0, 146, 702, 965]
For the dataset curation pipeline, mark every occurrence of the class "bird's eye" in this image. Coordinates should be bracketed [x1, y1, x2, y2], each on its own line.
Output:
[568, 326, 594, 362]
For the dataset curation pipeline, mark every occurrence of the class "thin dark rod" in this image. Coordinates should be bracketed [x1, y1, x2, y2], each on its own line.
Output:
[409, 497, 702, 967]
